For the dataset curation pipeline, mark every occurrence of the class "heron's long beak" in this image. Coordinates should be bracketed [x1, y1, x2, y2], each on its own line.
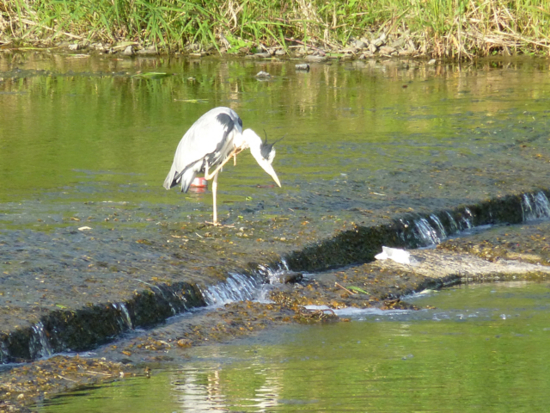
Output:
[244, 128, 282, 187]
[257, 159, 281, 187]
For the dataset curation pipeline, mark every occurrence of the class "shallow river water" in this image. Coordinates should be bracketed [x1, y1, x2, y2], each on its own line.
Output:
[2, 54, 550, 223]
[2, 53, 550, 410]
[38, 281, 550, 412]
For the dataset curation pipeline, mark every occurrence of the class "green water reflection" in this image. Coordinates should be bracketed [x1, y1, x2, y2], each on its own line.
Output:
[2, 55, 550, 214]
[39, 282, 550, 412]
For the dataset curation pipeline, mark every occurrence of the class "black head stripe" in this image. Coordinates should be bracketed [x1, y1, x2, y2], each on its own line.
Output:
[260, 130, 283, 160]
[260, 142, 274, 160]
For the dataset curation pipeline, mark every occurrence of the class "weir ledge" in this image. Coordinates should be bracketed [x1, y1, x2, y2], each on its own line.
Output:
[1, 189, 549, 363]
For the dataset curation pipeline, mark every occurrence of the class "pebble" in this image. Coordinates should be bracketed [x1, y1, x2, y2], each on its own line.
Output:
[304, 55, 327, 63]
[122, 46, 134, 56]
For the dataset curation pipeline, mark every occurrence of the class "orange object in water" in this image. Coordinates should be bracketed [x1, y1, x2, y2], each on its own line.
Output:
[190, 177, 208, 189]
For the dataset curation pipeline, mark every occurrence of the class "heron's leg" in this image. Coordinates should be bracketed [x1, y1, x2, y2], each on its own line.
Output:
[212, 171, 219, 225]
[231, 147, 244, 166]
[204, 147, 240, 180]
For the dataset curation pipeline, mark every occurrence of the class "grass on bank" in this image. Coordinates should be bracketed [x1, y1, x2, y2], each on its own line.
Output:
[0, 0, 549, 58]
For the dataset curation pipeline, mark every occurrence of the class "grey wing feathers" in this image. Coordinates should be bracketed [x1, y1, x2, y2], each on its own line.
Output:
[163, 107, 242, 192]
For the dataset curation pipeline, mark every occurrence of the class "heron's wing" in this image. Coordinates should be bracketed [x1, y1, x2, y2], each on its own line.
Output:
[163, 107, 243, 192]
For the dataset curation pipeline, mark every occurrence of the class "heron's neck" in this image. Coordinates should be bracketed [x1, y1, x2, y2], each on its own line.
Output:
[241, 129, 262, 155]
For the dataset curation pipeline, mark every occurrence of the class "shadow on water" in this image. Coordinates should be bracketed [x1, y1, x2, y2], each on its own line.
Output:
[2, 53, 550, 406]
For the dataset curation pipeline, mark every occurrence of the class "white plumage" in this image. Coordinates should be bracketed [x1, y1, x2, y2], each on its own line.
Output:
[164, 107, 281, 224]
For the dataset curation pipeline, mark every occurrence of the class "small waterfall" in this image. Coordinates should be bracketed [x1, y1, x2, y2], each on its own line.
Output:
[522, 191, 550, 221]
[150, 285, 178, 315]
[445, 212, 459, 233]
[112, 303, 133, 330]
[0, 341, 9, 364]
[429, 214, 447, 239]
[29, 321, 54, 359]
[410, 207, 475, 247]
[200, 191, 550, 309]
[119, 303, 133, 329]
[461, 208, 473, 230]
[414, 218, 441, 246]
[406, 191, 550, 250]
[200, 260, 301, 307]
[259, 259, 294, 285]
[201, 272, 264, 306]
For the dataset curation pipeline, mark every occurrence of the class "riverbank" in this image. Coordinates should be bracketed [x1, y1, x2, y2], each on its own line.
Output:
[1, 0, 549, 59]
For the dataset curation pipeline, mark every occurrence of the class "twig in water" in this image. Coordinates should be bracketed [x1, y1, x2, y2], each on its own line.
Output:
[335, 282, 356, 295]
[57, 374, 78, 382]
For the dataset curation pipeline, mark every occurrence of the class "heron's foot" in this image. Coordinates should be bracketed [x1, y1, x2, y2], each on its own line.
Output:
[205, 221, 235, 228]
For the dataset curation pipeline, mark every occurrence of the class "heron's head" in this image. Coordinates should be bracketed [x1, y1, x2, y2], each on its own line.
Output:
[243, 129, 282, 187]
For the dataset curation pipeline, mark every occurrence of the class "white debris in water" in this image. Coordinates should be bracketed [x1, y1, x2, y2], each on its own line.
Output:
[375, 246, 418, 265]
[414, 289, 439, 296]
[305, 305, 410, 317]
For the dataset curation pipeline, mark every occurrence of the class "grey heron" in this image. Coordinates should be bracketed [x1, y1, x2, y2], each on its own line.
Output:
[163, 107, 282, 224]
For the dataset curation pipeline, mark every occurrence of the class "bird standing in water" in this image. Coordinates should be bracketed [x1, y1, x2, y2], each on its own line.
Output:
[163, 107, 281, 225]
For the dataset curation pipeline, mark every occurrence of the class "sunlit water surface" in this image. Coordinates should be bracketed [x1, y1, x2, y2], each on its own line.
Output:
[2, 55, 550, 224]
[38, 281, 550, 412]
[3, 55, 550, 412]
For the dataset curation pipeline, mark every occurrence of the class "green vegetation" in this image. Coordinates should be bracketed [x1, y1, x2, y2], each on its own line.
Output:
[1, 0, 549, 58]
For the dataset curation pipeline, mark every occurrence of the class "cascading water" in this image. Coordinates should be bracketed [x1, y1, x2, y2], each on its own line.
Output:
[200, 261, 296, 307]
[414, 218, 442, 246]
[461, 208, 474, 229]
[112, 303, 133, 330]
[522, 191, 550, 221]
[0, 341, 9, 364]
[29, 321, 54, 359]
[409, 191, 550, 249]
[5, 190, 549, 364]
[201, 191, 550, 308]
[445, 211, 459, 233]
[429, 214, 447, 239]
[200, 272, 266, 306]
